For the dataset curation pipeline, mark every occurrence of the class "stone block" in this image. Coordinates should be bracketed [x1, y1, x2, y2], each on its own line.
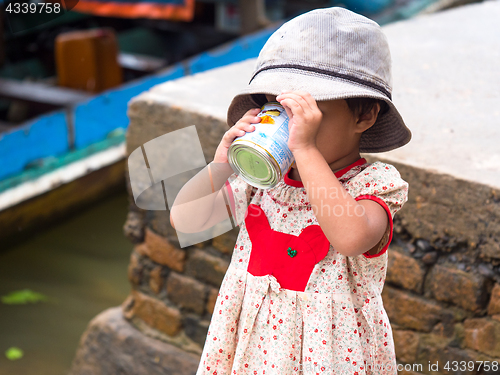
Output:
[185, 248, 229, 287]
[123, 210, 146, 244]
[387, 246, 426, 293]
[149, 266, 164, 294]
[464, 318, 500, 358]
[128, 250, 142, 287]
[145, 209, 176, 241]
[206, 287, 219, 315]
[183, 314, 210, 348]
[420, 344, 479, 375]
[426, 264, 487, 312]
[69, 307, 200, 375]
[135, 228, 186, 272]
[166, 272, 207, 315]
[393, 329, 420, 364]
[123, 290, 182, 337]
[367, 157, 500, 262]
[481, 239, 500, 259]
[212, 229, 239, 255]
[383, 286, 455, 332]
[487, 283, 500, 315]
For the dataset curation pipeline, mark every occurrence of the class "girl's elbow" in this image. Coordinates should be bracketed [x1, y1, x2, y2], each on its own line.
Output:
[169, 212, 176, 230]
[170, 207, 207, 233]
[331, 236, 371, 257]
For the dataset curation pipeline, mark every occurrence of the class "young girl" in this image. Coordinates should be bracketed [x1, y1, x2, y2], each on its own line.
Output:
[171, 7, 411, 375]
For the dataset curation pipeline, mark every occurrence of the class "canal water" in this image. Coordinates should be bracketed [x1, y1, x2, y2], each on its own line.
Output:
[0, 190, 133, 375]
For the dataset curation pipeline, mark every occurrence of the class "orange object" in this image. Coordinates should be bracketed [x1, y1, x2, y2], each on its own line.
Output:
[71, 0, 195, 21]
[55, 28, 123, 93]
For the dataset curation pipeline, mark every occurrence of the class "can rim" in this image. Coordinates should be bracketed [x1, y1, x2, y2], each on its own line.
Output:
[228, 140, 282, 189]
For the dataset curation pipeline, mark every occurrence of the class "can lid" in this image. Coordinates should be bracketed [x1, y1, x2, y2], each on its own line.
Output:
[228, 142, 281, 189]
[236, 149, 269, 179]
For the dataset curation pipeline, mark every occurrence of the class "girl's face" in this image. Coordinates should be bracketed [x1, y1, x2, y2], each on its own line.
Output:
[265, 94, 367, 171]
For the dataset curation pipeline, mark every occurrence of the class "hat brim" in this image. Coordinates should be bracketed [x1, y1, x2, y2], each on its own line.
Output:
[227, 68, 411, 153]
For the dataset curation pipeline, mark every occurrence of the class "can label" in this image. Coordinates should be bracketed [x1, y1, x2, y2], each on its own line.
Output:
[228, 102, 294, 188]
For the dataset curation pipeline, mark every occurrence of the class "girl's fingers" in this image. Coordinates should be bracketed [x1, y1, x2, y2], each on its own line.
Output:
[243, 108, 261, 117]
[295, 91, 319, 112]
[216, 108, 260, 161]
[238, 114, 261, 126]
[279, 97, 305, 117]
[278, 91, 313, 112]
[222, 112, 260, 144]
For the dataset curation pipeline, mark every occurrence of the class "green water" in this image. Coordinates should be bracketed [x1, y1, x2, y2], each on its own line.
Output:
[0, 191, 133, 375]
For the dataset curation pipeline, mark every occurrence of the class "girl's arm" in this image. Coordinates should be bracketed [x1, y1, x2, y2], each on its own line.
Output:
[292, 147, 388, 257]
[276, 90, 388, 257]
[169, 162, 234, 233]
[170, 108, 261, 233]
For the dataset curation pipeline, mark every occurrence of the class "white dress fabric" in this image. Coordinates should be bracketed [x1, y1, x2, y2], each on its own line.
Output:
[196, 158, 409, 375]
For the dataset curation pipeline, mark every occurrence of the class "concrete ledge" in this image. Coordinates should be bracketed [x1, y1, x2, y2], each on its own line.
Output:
[378, 0, 500, 190]
[69, 307, 200, 375]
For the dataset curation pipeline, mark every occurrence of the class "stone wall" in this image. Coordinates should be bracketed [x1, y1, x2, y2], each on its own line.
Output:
[115, 86, 500, 374]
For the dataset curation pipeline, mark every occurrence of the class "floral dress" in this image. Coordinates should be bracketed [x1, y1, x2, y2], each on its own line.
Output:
[196, 158, 409, 375]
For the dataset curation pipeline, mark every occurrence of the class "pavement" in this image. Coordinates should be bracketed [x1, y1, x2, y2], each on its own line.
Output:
[145, 0, 500, 189]
[380, 0, 500, 189]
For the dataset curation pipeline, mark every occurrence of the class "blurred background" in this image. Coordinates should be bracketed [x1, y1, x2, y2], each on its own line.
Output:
[0, 0, 485, 374]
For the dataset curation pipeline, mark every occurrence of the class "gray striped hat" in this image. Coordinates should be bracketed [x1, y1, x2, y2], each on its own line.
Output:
[227, 7, 411, 153]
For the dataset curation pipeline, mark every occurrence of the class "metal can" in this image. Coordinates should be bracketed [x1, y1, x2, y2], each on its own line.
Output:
[227, 102, 294, 189]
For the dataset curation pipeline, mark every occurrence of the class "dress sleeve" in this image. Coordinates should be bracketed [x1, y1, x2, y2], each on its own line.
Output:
[224, 173, 258, 227]
[346, 162, 409, 258]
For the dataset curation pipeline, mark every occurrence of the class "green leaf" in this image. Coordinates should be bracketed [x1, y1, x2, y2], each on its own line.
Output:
[5, 347, 24, 360]
[1, 289, 48, 304]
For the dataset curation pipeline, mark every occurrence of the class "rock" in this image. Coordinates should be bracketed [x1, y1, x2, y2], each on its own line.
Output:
[421, 251, 438, 265]
[212, 230, 239, 255]
[420, 344, 480, 374]
[136, 228, 187, 272]
[463, 318, 500, 358]
[123, 210, 145, 244]
[69, 307, 200, 375]
[149, 266, 165, 294]
[206, 287, 219, 315]
[166, 272, 207, 315]
[406, 243, 416, 254]
[416, 239, 433, 253]
[182, 314, 210, 347]
[487, 283, 500, 316]
[386, 246, 426, 293]
[478, 264, 495, 279]
[185, 248, 229, 287]
[393, 329, 420, 364]
[383, 286, 454, 332]
[426, 264, 487, 312]
[123, 290, 182, 337]
[127, 251, 143, 287]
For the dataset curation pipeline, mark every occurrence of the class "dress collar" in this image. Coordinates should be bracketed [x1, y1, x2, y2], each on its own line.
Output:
[283, 158, 368, 188]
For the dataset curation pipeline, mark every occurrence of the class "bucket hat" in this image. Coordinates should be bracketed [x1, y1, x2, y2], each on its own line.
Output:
[227, 7, 411, 153]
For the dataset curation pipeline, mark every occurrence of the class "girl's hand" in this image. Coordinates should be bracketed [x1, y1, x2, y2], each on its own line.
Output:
[213, 108, 261, 164]
[276, 91, 323, 154]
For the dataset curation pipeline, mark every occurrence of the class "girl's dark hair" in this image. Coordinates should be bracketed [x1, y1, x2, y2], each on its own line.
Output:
[345, 97, 389, 119]
[251, 94, 389, 120]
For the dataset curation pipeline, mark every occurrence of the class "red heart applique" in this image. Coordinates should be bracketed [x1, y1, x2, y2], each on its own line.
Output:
[245, 204, 330, 291]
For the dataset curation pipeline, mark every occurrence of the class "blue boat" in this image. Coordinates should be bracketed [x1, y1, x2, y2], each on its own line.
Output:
[0, 0, 461, 247]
